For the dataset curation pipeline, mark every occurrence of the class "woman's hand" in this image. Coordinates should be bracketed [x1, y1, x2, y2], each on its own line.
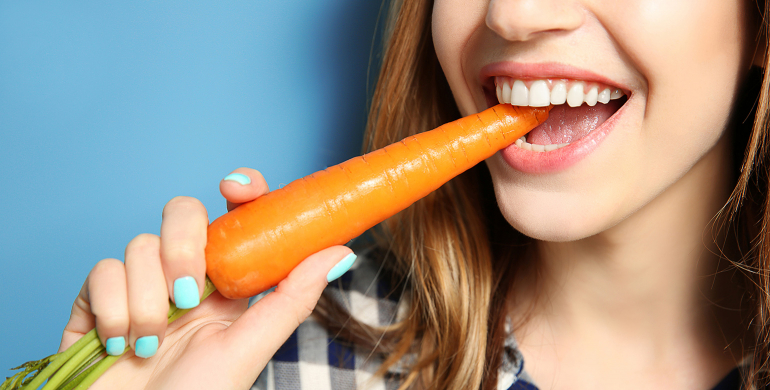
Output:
[59, 168, 355, 389]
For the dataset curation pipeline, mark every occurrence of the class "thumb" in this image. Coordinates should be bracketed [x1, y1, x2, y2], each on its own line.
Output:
[222, 245, 356, 367]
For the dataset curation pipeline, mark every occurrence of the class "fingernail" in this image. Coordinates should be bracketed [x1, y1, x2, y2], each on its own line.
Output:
[105, 336, 125, 356]
[223, 173, 251, 185]
[135, 336, 159, 359]
[326, 253, 357, 283]
[173, 276, 200, 309]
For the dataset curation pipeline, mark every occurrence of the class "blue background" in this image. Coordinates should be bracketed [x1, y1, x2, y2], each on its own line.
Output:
[0, 1, 385, 371]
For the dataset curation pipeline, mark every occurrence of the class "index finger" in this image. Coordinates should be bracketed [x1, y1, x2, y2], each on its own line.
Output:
[219, 168, 270, 211]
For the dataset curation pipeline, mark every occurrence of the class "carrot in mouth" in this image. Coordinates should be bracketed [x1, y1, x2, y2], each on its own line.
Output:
[206, 104, 551, 299]
[1, 104, 550, 390]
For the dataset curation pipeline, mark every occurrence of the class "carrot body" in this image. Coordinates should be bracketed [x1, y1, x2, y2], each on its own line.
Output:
[205, 104, 550, 299]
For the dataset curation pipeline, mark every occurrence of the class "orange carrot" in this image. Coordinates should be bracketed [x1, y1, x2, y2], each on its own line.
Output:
[205, 104, 550, 299]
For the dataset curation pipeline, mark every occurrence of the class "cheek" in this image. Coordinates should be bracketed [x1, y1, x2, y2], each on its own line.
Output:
[605, 0, 746, 136]
[432, 0, 487, 114]
[610, 0, 745, 196]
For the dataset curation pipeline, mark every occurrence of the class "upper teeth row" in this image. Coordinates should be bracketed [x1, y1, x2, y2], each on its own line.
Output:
[495, 77, 625, 108]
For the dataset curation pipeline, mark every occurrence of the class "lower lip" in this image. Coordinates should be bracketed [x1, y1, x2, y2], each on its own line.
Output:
[498, 99, 629, 174]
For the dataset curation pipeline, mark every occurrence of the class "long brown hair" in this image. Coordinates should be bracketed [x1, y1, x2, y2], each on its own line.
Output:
[318, 0, 770, 389]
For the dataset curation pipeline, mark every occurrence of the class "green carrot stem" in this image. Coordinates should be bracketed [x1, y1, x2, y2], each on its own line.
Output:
[20, 332, 97, 390]
[3, 354, 56, 390]
[58, 357, 99, 390]
[41, 338, 101, 390]
[5, 372, 23, 389]
[61, 346, 104, 388]
[13, 277, 218, 390]
[71, 353, 120, 390]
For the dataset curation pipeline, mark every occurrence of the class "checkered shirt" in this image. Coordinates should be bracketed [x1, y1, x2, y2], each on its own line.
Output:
[249, 249, 536, 390]
[249, 250, 743, 390]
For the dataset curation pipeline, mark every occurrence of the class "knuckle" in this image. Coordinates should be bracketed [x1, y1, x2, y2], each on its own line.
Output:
[95, 313, 129, 332]
[163, 196, 203, 215]
[162, 243, 202, 265]
[291, 300, 316, 325]
[274, 289, 317, 326]
[73, 295, 91, 314]
[91, 258, 123, 276]
[130, 308, 166, 330]
[126, 234, 159, 255]
[293, 302, 315, 325]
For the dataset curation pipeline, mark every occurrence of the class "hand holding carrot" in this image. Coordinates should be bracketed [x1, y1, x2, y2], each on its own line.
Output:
[58, 168, 355, 389]
[6, 105, 549, 389]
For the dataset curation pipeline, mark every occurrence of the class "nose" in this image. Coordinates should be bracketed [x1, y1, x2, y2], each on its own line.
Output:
[486, 0, 584, 42]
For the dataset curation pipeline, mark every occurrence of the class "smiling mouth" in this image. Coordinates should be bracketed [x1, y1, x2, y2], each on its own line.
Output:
[488, 77, 628, 152]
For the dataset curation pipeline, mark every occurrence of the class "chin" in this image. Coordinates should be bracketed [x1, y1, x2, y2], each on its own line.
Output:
[492, 185, 618, 243]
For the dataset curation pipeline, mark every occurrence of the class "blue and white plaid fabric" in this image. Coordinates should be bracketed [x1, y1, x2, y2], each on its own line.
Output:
[250, 251, 743, 390]
[250, 250, 537, 390]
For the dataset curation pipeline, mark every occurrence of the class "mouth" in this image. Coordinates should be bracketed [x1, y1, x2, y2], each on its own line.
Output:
[484, 77, 629, 152]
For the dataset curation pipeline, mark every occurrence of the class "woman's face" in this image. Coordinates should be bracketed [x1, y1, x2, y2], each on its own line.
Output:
[432, 0, 754, 241]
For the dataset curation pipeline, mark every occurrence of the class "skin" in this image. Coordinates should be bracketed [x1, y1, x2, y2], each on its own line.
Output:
[60, 168, 353, 389]
[432, 0, 755, 389]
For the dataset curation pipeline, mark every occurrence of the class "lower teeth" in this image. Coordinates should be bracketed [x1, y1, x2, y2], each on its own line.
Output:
[515, 136, 569, 152]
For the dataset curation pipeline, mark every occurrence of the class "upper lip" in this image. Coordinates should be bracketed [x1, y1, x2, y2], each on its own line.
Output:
[479, 61, 630, 95]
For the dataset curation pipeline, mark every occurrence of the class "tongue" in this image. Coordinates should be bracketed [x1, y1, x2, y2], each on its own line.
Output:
[526, 99, 623, 145]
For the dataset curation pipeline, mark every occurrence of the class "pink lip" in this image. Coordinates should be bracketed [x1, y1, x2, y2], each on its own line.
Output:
[479, 62, 630, 174]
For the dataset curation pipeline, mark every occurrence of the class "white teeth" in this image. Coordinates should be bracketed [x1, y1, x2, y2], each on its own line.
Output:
[598, 88, 611, 104]
[511, 80, 529, 106]
[494, 77, 627, 108]
[584, 86, 598, 106]
[513, 134, 571, 152]
[567, 82, 584, 107]
[493, 78, 628, 151]
[528, 80, 550, 107]
[502, 81, 512, 104]
[550, 81, 568, 105]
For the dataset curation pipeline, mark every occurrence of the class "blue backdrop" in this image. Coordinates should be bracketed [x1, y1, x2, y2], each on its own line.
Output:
[0, 1, 385, 371]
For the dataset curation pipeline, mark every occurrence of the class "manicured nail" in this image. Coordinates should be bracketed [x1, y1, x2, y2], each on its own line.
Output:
[135, 336, 159, 359]
[105, 336, 125, 356]
[223, 173, 251, 185]
[326, 253, 357, 283]
[173, 276, 200, 309]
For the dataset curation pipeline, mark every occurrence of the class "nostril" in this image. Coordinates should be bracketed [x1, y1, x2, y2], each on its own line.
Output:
[485, 0, 585, 42]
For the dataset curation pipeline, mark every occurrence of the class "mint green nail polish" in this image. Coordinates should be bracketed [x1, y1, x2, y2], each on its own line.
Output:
[326, 253, 357, 283]
[224, 173, 251, 185]
[105, 337, 125, 356]
[174, 276, 200, 309]
[135, 336, 159, 358]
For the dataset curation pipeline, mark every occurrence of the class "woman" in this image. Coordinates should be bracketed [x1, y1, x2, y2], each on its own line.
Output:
[60, 0, 770, 388]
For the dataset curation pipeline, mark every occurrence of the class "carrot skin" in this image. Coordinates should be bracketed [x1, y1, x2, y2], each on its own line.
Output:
[205, 104, 550, 299]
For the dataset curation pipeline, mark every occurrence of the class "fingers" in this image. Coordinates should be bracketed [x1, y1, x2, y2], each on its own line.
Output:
[88, 259, 129, 355]
[220, 168, 269, 211]
[125, 233, 169, 358]
[224, 246, 357, 369]
[60, 259, 128, 354]
[161, 196, 208, 310]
